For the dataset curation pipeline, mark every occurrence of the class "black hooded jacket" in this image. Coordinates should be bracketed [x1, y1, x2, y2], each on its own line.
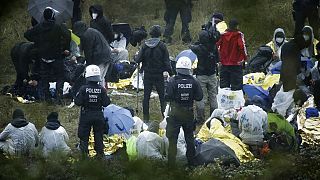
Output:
[89, 5, 114, 44]
[135, 38, 173, 77]
[24, 21, 71, 60]
[73, 21, 112, 65]
[190, 30, 220, 76]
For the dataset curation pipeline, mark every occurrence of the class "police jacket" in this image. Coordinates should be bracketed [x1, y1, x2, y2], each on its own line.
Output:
[75, 82, 110, 111]
[89, 5, 114, 44]
[135, 38, 173, 77]
[165, 74, 203, 108]
[24, 21, 71, 60]
[73, 21, 112, 65]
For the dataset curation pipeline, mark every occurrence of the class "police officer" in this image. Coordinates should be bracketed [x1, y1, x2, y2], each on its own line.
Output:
[165, 57, 203, 167]
[75, 65, 110, 157]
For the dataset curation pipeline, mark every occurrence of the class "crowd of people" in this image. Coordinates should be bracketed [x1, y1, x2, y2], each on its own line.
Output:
[1, 0, 320, 168]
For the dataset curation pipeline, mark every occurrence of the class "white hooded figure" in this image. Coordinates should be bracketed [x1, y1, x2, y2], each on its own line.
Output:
[110, 32, 129, 62]
[39, 112, 70, 157]
[136, 121, 166, 159]
[266, 28, 287, 60]
[0, 109, 39, 156]
[237, 105, 268, 145]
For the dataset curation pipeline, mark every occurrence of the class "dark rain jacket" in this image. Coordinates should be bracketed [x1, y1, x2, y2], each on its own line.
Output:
[280, 39, 303, 91]
[24, 21, 70, 60]
[89, 4, 114, 44]
[73, 21, 112, 65]
[135, 38, 173, 78]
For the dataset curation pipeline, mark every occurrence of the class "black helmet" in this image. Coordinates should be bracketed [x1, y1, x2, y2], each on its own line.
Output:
[149, 25, 162, 38]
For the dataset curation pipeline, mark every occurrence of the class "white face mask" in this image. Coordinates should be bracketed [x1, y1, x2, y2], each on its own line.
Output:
[303, 35, 310, 41]
[114, 34, 119, 39]
[275, 37, 284, 44]
[92, 13, 98, 20]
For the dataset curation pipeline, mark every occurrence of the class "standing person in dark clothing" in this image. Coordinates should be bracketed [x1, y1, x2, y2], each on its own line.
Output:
[165, 56, 203, 167]
[163, 0, 193, 43]
[281, 35, 309, 92]
[135, 25, 173, 123]
[75, 65, 110, 157]
[191, 28, 220, 124]
[293, 0, 320, 39]
[24, 7, 71, 103]
[217, 19, 247, 90]
[73, 21, 112, 88]
[72, 0, 82, 27]
[89, 4, 114, 44]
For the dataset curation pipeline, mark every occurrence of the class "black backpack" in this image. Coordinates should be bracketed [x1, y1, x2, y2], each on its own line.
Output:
[247, 45, 273, 73]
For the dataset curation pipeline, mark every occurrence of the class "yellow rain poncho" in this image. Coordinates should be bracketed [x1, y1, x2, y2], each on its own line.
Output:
[196, 119, 254, 163]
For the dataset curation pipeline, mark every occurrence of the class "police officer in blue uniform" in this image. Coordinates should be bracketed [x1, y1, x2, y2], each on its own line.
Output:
[75, 65, 110, 157]
[165, 57, 203, 167]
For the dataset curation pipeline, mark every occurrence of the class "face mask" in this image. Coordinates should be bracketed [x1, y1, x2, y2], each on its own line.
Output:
[275, 37, 284, 44]
[303, 35, 310, 41]
[92, 13, 98, 20]
[114, 34, 119, 39]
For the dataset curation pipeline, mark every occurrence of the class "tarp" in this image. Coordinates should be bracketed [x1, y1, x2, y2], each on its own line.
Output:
[196, 118, 254, 163]
[194, 138, 240, 166]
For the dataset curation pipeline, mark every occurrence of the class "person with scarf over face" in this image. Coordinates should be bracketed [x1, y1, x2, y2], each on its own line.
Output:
[266, 28, 288, 60]
[297, 26, 319, 88]
[89, 4, 114, 44]
[0, 108, 38, 156]
[39, 112, 71, 157]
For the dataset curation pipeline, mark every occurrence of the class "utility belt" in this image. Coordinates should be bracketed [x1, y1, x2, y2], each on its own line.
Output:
[170, 103, 193, 113]
[41, 58, 56, 63]
[81, 106, 103, 112]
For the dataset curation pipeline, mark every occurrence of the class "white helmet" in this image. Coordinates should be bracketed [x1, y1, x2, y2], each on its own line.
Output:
[176, 56, 192, 75]
[85, 65, 101, 82]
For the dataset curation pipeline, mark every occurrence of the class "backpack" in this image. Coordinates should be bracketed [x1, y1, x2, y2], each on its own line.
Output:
[247, 45, 273, 73]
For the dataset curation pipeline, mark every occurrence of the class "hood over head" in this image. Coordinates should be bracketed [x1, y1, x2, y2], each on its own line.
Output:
[273, 28, 286, 46]
[45, 112, 61, 130]
[145, 38, 160, 48]
[149, 25, 162, 38]
[73, 21, 88, 37]
[198, 30, 210, 44]
[11, 108, 29, 128]
[89, 4, 104, 19]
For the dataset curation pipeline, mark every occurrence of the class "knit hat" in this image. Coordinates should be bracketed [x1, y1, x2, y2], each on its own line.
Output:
[229, 18, 239, 30]
[12, 108, 25, 119]
[149, 25, 162, 38]
[43, 7, 55, 22]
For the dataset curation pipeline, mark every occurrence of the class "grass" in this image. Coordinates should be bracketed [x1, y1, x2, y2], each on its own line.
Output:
[2, 0, 320, 179]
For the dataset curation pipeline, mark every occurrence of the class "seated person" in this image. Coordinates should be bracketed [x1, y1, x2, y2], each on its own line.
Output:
[110, 30, 129, 62]
[136, 121, 165, 159]
[0, 108, 38, 156]
[238, 105, 268, 146]
[266, 28, 287, 60]
[39, 112, 71, 157]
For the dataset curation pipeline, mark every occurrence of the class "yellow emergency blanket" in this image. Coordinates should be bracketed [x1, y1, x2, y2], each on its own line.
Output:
[297, 96, 320, 144]
[88, 132, 125, 157]
[108, 79, 132, 89]
[196, 119, 254, 163]
[243, 73, 280, 90]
